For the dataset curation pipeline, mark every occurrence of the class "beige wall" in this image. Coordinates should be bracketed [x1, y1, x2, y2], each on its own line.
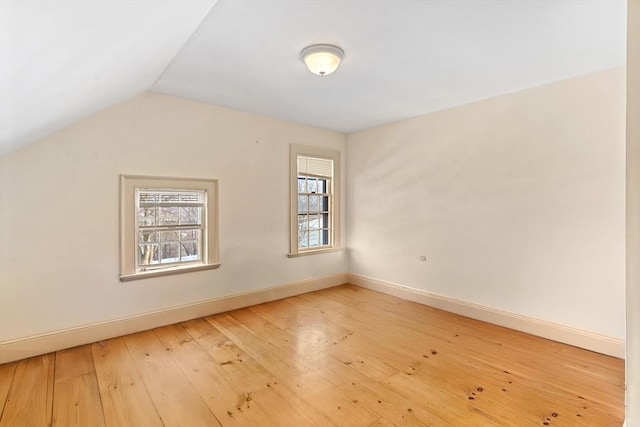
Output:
[347, 67, 626, 339]
[627, 0, 640, 423]
[0, 65, 627, 356]
[0, 92, 348, 342]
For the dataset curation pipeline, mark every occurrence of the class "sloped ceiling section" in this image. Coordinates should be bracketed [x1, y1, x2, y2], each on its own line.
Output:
[0, 0, 626, 155]
[153, 0, 627, 134]
[0, 0, 216, 155]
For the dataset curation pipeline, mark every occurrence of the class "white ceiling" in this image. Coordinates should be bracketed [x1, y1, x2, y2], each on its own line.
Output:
[0, 0, 217, 154]
[0, 0, 627, 155]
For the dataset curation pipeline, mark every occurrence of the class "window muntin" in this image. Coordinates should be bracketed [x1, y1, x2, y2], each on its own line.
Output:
[289, 145, 340, 256]
[297, 173, 331, 249]
[136, 189, 205, 270]
[120, 176, 219, 281]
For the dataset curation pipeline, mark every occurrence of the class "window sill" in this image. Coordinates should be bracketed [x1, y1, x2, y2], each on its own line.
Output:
[119, 263, 221, 282]
[287, 247, 343, 258]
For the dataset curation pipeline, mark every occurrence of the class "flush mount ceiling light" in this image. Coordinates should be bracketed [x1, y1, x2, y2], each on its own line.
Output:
[300, 44, 344, 77]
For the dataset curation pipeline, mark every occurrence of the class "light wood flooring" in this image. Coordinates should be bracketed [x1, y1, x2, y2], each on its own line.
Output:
[0, 284, 625, 426]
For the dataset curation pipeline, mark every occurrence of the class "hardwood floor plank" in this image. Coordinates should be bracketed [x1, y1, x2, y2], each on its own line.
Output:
[310, 286, 625, 419]
[249, 384, 330, 427]
[324, 363, 455, 426]
[252, 379, 337, 426]
[52, 345, 106, 426]
[368, 418, 396, 427]
[209, 310, 382, 425]
[277, 296, 413, 379]
[0, 362, 17, 418]
[229, 307, 328, 371]
[153, 322, 272, 426]
[299, 387, 380, 427]
[92, 337, 163, 426]
[181, 316, 337, 426]
[207, 312, 305, 380]
[123, 329, 222, 427]
[324, 290, 623, 425]
[181, 317, 276, 391]
[221, 306, 439, 426]
[0, 284, 625, 426]
[0, 354, 54, 427]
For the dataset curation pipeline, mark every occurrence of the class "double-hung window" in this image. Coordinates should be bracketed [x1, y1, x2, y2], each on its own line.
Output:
[120, 176, 219, 281]
[289, 145, 340, 256]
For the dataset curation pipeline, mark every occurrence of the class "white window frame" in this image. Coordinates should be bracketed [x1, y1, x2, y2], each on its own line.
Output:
[288, 144, 341, 257]
[120, 175, 220, 281]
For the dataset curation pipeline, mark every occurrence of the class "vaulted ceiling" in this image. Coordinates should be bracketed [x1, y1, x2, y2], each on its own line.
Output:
[0, 0, 627, 155]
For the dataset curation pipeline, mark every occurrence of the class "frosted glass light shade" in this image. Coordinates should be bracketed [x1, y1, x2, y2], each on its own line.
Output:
[301, 44, 344, 77]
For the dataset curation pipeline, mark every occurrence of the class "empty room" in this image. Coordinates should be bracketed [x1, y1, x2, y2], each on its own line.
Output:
[1, 1, 638, 426]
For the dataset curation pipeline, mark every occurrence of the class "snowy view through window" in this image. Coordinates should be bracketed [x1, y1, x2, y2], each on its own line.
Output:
[297, 176, 330, 249]
[296, 154, 333, 250]
[136, 190, 204, 269]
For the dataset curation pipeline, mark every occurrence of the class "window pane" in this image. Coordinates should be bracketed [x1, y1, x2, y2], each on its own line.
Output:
[138, 207, 156, 226]
[307, 179, 318, 194]
[159, 207, 179, 225]
[158, 231, 179, 242]
[297, 178, 306, 193]
[298, 196, 308, 213]
[138, 230, 158, 266]
[160, 242, 180, 263]
[138, 231, 157, 244]
[180, 241, 200, 262]
[138, 245, 158, 265]
[308, 214, 320, 230]
[321, 196, 329, 212]
[318, 179, 327, 193]
[298, 230, 309, 248]
[298, 212, 309, 249]
[308, 230, 321, 247]
[180, 229, 199, 241]
[309, 196, 320, 212]
[180, 228, 201, 262]
[322, 229, 330, 245]
[298, 214, 308, 231]
[138, 223, 159, 265]
[180, 206, 201, 225]
[321, 212, 329, 228]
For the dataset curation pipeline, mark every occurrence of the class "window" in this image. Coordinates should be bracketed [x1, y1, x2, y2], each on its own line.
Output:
[120, 176, 219, 281]
[289, 145, 340, 256]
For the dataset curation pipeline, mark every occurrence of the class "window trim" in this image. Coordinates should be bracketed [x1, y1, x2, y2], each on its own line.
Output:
[119, 175, 220, 281]
[288, 144, 341, 257]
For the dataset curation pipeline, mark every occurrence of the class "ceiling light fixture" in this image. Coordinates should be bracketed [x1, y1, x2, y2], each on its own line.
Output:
[300, 44, 344, 77]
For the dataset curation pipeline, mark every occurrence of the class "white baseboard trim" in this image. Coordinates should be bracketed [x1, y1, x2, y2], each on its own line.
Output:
[1, 272, 624, 364]
[348, 273, 625, 359]
[0, 273, 348, 364]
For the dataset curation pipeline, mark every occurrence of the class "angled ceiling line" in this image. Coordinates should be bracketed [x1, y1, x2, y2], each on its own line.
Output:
[0, 0, 627, 155]
[149, 0, 219, 92]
